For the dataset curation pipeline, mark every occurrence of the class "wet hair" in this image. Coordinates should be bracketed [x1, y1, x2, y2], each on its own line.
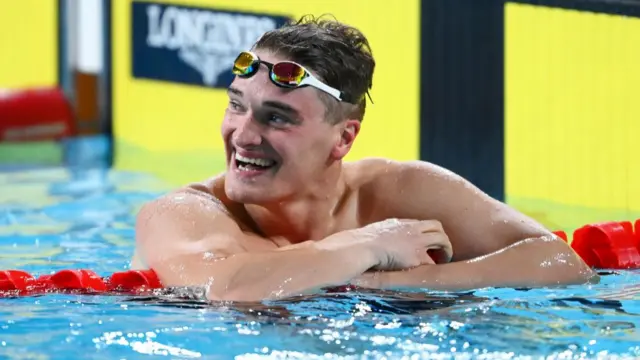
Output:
[253, 14, 375, 123]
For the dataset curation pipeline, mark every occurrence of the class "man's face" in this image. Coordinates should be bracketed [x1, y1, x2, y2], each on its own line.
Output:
[221, 50, 351, 204]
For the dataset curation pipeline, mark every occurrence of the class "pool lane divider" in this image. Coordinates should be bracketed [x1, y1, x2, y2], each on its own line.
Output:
[0, 269, 162, 298]
[2, 220, 640, 297]
[557, 219, 640, 269]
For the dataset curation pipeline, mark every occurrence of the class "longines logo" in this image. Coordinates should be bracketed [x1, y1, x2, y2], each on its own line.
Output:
[131, 1, 291, 88]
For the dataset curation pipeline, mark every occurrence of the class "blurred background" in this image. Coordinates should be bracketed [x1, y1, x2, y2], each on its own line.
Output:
[1, 0, 639, 233]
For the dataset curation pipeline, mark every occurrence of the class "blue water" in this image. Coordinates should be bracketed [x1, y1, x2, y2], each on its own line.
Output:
[2, 164, 640, 359]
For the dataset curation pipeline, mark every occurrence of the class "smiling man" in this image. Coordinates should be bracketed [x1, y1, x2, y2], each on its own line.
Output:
[132, 15, 596, 302]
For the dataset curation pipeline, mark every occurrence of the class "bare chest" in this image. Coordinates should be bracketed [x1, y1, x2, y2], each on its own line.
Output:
[235, 197, 382, 249]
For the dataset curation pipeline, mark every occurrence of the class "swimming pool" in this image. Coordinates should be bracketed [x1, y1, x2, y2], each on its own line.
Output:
[1, 164, 640, 359]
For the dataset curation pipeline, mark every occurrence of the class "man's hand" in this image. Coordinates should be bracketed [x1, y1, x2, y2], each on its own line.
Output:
[356, 219, 453, 270]
[278, 218, 453, 268]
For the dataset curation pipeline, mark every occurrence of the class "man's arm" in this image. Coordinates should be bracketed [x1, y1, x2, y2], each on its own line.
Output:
[135, 189, 378, 302]
[366, 160, 597, 289]
[355, 235, 596, 290]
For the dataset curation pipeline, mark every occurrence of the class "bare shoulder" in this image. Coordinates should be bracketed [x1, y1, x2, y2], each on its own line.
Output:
[183, 173, 227, 203]
[135, 173, 245, 253]
[345, 158, 479, 221]
[346, 157, 462, 193]
[137, 175, 230, 224]
[343, 157, 406, 185]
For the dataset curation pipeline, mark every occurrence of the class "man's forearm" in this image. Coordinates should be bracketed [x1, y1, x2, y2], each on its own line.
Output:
[152, 231, 377, 302]
[356, 236, 597, 291]
[213, 244, 375, 301]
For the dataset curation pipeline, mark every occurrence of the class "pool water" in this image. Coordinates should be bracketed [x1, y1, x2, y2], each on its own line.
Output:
[2, 165, 640, 359]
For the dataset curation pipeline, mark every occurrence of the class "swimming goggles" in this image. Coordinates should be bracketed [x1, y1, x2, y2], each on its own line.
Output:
[232, 51, 356, 104]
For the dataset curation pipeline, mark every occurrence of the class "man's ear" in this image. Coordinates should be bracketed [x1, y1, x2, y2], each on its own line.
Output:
[331, 119, 361, 160]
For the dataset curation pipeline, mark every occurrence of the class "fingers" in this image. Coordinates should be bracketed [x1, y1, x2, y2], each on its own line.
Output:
[368, 219, 443, 236]
[418, 249, 436, 265]
[364, 218, 419, 233]
[415, 231, 448, 246]
[418, 220, 444, 233]
[415, 231, 453, 263]
[427, 248, 453, 264]
[401, 220, 444, 235]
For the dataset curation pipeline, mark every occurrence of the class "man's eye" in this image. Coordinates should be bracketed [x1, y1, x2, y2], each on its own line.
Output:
[268, 114, 289, 125]
[228, 101, 242, 111]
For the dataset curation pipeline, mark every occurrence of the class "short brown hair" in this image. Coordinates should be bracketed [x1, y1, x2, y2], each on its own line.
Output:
[253, 14, 375, 123]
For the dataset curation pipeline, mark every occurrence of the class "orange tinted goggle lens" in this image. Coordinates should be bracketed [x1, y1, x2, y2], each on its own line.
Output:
[271, 62, 306, 86]
[232, 52, 257, 76]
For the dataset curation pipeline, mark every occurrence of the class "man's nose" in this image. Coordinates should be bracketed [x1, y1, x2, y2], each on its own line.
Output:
[232, 115, 262, 147]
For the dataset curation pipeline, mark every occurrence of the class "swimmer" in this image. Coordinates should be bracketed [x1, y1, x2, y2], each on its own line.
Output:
[131, 15, 597, 302]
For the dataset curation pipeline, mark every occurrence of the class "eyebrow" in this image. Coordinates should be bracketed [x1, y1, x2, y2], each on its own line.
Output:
[263, 101, 300, 117]
[228, 86, 300, 118]
[227, 86, 243, 97]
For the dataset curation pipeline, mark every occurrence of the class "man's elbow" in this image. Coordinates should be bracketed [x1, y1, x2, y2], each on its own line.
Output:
[535, 235, 599, 285]
[487, 234, 598, 287]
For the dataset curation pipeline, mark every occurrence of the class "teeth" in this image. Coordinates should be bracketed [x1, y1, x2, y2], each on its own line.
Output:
[235, 153, 275, 167]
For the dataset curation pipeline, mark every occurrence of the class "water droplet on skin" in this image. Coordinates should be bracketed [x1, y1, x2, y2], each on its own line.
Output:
[553, 253, 571, 265]
[540, 260, 553, 268]
[541, 235, 555, 242]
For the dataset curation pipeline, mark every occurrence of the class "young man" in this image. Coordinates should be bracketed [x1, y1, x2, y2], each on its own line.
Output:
[132, 15, 596, 301]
